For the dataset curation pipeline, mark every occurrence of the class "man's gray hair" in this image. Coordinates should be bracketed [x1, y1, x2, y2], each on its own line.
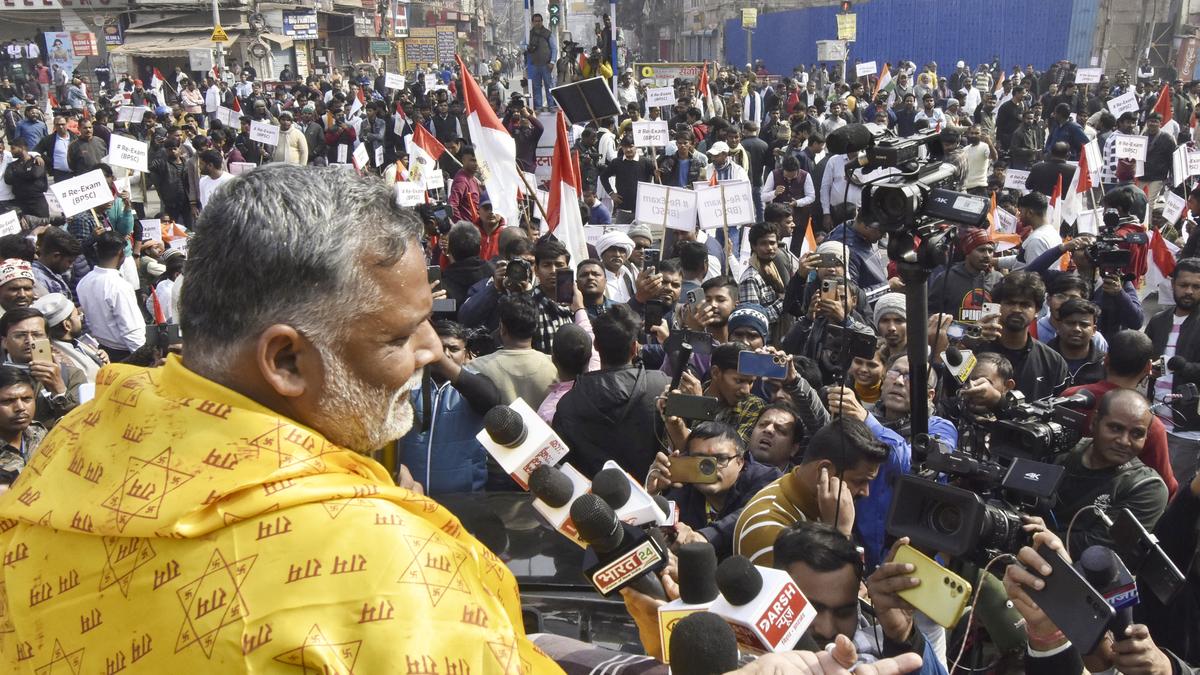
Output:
[181, 164, 422, 376]
[447, 220, 480, 258]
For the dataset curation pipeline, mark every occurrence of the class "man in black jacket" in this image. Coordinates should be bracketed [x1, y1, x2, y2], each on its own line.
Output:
[1025, 141, 1077, 198]
[974, 270, 1069, 401]
[657, 130, 707, 188]
[599, 136, 655, 211]
[1147, 257, 1200, 486]
[740, 120, 770, 221]
[148, 139, 192, 227]
[441, 221, 493, 310]
[1143, 112, 1177, 201]
[555, 304, 669, 479]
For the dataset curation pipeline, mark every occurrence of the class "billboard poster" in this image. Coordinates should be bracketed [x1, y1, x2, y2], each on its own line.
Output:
[44, 31, 77, 76]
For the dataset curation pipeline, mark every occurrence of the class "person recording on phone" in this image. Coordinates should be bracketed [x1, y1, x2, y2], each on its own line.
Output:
[782, 240, 873, 331]
[1051, 389, 1167, 555]
[555, 304, 669, 479]
[738, 222, 794, 341]
[645, 421, 779, 558]
[972, 271, 1070, 401]
[1023, 236, 1144, 341]
[0, 307, 84, 427]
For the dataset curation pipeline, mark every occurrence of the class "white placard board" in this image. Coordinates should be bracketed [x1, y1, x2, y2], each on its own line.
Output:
[1189, 149, 1200, 176]
[385, 72, 405, 90]
[0, 210, 20, 237]
[116, 106, 146, 124]
[139, 219, 162, 243]
[228, 162, 256, 175]
[249, 120, 280, 146]
[188, 48, 213, 73]
[632, 120, 669, 148]
[695, 180, 755, 230]
[1003, 169, 1030, 192]
[994, 207, 1018, 234]
[1075, 68, 1102, 85]
[49, 169, 110, 218]
[114, 177, 130, 195]
[424, 74, 437, 90]
[374, 146, 384, 168]
[635, 182, 697, 232]
[107, 134, 148, 173]
[1107, 91, 1140, 117]
[855, 61, 877, 78]
[167, 238, 188, 253]
[352, 142, 369, 170]
[394, 182, 426, 207]
[337, 144, 348, 164]
[1163, 190, 1188, 224]
[1114, 135, 1148, 161]
[217, 106, 241, 128]
[645, 86, 676, 108]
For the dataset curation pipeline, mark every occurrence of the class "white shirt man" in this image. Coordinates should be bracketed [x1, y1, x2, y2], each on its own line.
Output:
[77, 266, 145, 353]
[51, 131, 70, 172]
[198, 169, 235, 209]
[0, 147, 15, 203]
[24, 42, 38, 60]
[1022, 221, 1062, 264]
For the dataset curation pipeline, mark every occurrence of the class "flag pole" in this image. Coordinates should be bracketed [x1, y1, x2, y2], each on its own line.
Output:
[516, 166, 551, 226]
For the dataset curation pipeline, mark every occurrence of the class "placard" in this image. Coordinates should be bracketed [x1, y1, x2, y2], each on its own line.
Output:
[49, 169, 110, 218]
[1114, 135, 1148, 162]
[1003, 169, 1030, 192]
[1107, 91, 1139, 117]
[1163, 190, 1187, 224]
[217, 106, 241, 127]
[114, 177, 130, 195]
[228, 162, 256, 175]
[855, 61, 877, 78]
[0, 210, 19, 237]
[352, 142, 369, 170]
[337, 144, 348, 164]
[632, 120, 669, 148]
[139, 219, 162, 243]
[1075, 68, 1102, 84]
[394, 182, 426, 207]
[424, 74, 437, 90]
[107, 134, 148, 173]
[645, 86, 676, 108]
[249, 120, 280, 146]
[115, 106, 146, 124]
[994, 207, 1018, 234]
[374, 146, 384, 167]
[1189, 149, 1200, 176]
[385, 72, 405, 90]
[426, 168, 445, 191]
[695, 181, 755, 230]
[635, 182, 697, 231]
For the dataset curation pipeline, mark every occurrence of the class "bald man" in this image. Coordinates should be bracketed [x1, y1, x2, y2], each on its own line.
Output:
[1052, 389, 1168, 555]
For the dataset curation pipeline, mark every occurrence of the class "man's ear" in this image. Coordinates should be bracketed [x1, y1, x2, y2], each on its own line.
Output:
[255, 324, 318, 400]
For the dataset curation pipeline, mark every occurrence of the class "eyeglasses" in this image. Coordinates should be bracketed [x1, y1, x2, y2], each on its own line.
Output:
[885, 369, 910, 383]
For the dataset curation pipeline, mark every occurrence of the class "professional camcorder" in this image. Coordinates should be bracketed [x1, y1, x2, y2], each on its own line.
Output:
[983, 389, 1094, 460]
[1084, 208, 1148, 278]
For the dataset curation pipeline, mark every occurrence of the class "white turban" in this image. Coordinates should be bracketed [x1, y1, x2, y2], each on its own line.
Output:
[596, 231, 635, 256]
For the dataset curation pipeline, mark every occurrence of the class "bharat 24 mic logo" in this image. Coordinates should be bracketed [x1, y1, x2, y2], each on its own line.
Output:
[591, 540, 663, 595]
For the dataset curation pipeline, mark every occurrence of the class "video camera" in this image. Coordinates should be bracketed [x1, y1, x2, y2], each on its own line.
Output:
[983, 389, 1094, 461]
[820, 323, 877, 375]
[416, 201, 452, 236]
[1084, 208, 1148, 278]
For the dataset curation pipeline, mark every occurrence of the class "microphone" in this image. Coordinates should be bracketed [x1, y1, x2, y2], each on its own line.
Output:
[592, 462, 668, 526]
[1080, 545, 1138, 637]
[709, 556, 814, 654]
[476, 399, 570, 489]
[667, 611, 740, 675]
[570, 494, 667, 598]
[1167, 356, 1200, 383]
[658, 541, 721, 662]
[528, 462, 591, 547]
[943, 347, 976, 386]
[825, 123, 877, 155]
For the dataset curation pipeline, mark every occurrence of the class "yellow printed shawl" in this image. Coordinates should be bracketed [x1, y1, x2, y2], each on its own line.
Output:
[0, 356, 562, 674]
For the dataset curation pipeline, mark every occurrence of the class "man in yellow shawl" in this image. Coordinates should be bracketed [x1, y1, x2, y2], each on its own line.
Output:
[0, 164, 561, 673]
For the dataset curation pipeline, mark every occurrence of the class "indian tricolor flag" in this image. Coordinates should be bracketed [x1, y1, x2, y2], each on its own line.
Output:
[456, 54, 522, 228]
[406, 123, 448, 186]
[992, 70, 1006, 95]
[873, 63, 892, 98]
[546, 110, 588, 268]
[796, 216, 817, 255]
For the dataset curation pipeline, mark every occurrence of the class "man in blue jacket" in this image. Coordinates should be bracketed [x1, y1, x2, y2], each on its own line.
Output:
[398, 320, 499, 495]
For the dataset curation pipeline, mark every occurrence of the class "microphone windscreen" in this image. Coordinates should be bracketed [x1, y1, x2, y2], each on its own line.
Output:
[652, 494, 670, 515]
[1169, 356, 1188, 372]
[668, 612, 739, 675]
[1080, 545, 1119, 587]
[825, 123, 875, 155]
[569, 494, 623, 552]
[528, 463, 574, 508]
[677, 541, 719, 604]
[483, 406, 527, 447]
[715, 555, 763, 606]
[592, 468, 632, 509]
[945, 346, 962, 367]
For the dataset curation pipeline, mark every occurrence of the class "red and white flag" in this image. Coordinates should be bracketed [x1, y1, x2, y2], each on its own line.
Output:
[150, 68, 166, 91]
[1153, 83, 1173, 126]
[992, 71, 1006, 96]
[546, 110, 588, 268]
[406, 123, 448, 186]
[455, 54, 522, 228]
[1062, 139, 1100, 226]
[1143, 228, 1179, 300]
[349, 88, 365, 118]
[697, 61, 713, 118]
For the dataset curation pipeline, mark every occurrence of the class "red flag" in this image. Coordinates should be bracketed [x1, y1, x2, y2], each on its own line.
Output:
[1153, 83, 1172, 126]
[411, 123, 447, 162]
[546, 110, 588, 265]
[150, 67, 167, 90]
[81, 107, 90, 121]
[231, 96, 241, 112]
[1076, 143, 1094, 194]
[47, 93, 59, 108]
[708, 169, 718, 186]
[455, 53, 522, 227]
[698, 61, 709, 99]
[150, 288, 166, 325]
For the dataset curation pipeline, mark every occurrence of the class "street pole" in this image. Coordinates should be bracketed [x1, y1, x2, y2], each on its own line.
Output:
[746, 29, 752, 68]
[211, 0, 224, 79]
[610, 0, 618, 96]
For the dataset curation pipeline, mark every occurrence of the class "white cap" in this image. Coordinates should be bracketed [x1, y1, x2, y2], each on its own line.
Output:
[956, 60, 965, 68]
[706, 141, 731, 155]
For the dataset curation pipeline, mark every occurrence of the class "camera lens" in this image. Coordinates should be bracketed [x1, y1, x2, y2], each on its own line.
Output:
[699, 457, 717, 476]
[929, 503, 962, 535]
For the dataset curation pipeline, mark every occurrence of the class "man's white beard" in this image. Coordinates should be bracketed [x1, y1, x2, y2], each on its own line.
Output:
[314, 349, 421, 454]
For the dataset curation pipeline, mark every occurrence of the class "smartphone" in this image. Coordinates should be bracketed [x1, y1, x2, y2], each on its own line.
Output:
[643, 247, 661, 272]
[432, 298, 457, 313]
[816, 252, 842, 269]
[820, 279, 842, 301]
[982, 302, 1001, 317]
[685, 289, 698, 307]
[555, 268, 575, 304]
[644, 300, 666, 334]
[427, 265, 441, 284]
[663, 393, 720, 421]
[1109, 507, 1186, 606]
[737, 351, 788, 380]
[948, 321, 982, 341]
[892, 544, 972, 628]
[1024, 543, 1114, 654]
[670, 456, 720, 484]
[78, 333, 99, 350]
[31, 338, 52, 364]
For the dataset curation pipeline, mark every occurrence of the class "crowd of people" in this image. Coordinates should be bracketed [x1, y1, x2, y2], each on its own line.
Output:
[0, 17, 1198, 672]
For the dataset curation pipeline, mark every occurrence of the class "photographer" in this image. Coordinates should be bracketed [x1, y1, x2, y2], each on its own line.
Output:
[958, 351, 1017, 417]
[646, 421, 780, 558]
[1148, 257, 1200, 486]
[783, 276, 875, 384]
[1024, 238, 1144, 342]
[974, 271, 1069, 401]
[1052, 389, 1167, 554]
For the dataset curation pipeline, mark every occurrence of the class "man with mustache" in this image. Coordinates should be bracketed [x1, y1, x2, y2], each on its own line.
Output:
[974, 270, 1069, 401]
[0, 165, 560, 673]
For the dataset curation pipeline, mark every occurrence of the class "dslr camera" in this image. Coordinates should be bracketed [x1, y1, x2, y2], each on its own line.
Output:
[1084, 208, 1148, 278]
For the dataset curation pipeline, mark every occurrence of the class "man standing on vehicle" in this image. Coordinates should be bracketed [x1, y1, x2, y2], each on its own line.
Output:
[526, 14, 557, 111]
